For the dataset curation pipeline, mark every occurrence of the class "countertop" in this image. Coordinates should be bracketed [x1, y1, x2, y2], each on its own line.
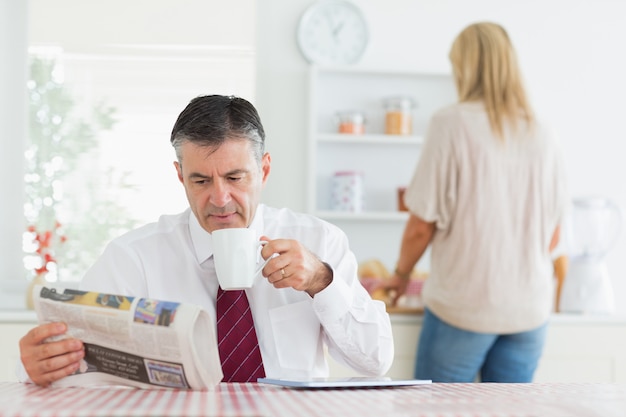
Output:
[0, 310, 37, 324]
[2, 308, 626, 325]
[390, 309, 626, 325]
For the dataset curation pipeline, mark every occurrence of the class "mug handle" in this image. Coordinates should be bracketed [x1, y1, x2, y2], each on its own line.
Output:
[254, 241, 272, 276]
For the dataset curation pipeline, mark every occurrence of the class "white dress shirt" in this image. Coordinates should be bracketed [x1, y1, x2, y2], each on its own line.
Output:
[71, 204, 393, 380]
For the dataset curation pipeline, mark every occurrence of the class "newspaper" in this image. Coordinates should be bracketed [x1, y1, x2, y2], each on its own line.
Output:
[32, 285, 223, 390]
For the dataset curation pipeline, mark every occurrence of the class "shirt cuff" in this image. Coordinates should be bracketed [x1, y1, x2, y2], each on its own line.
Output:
[15, 359, 33, 384]
[312, 273, 353, 318]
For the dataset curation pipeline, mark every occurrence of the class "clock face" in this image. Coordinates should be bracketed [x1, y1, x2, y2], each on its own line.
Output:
[297, 1, 369, 66]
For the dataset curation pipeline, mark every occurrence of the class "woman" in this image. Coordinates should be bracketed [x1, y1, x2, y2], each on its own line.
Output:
[387, 22, 568, 382]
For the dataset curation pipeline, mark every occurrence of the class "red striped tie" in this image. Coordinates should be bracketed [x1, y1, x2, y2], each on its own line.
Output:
[216, 286, 265, 382]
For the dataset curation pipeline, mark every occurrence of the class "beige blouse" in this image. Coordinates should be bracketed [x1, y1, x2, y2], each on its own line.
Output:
[404, 102, 568, 333]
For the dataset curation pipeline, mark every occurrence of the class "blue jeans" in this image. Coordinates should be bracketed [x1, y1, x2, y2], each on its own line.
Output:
[415, 308, 547, 382]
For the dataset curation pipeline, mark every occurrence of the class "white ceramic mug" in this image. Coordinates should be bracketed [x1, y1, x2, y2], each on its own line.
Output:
[212, 228, 270, 290]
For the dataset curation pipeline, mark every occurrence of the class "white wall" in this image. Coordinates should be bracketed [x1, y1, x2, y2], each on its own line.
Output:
[0, 0, 28, 307]
[256, 0, 626, 312]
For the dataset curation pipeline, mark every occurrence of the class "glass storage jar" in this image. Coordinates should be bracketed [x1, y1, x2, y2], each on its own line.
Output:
[336, 111, 365, 134]
[383, 97, 416, 135]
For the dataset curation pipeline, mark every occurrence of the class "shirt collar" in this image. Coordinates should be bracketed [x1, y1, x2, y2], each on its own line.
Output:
[189, 204, 266, 265]
[189, 210, 212, 264]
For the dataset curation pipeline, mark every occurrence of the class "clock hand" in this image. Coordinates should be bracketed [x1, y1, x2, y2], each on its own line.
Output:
[332, 20, 346, 39]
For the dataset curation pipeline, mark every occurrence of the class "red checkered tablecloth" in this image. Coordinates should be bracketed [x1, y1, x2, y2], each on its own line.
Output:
[0, 381, 625, 417]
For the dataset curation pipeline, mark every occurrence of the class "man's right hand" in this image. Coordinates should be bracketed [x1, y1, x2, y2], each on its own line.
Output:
[19, 322, 85, 387]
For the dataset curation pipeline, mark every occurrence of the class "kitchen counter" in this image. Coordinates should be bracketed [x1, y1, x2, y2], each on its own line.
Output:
[0, 310, 37, 324]
[379, 310, 626, 383]
[388, 310, 626, 325]
[2, 309, 626, 382]
[2, 308, 626, 324]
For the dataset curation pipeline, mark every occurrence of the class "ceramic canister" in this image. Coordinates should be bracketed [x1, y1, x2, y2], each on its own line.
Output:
[331, 171, 364, 212]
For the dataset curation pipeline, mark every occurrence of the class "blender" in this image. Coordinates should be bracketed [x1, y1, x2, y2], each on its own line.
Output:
[559, 197, 622, 314]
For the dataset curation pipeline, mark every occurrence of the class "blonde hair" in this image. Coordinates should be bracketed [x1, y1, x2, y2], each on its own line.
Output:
[449, 22, 534, 139]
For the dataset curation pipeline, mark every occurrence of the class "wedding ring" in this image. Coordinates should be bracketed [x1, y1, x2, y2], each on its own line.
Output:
[281, 268, 285, 277]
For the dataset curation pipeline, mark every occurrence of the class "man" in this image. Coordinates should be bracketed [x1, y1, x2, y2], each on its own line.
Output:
[18, 95, 393, 387]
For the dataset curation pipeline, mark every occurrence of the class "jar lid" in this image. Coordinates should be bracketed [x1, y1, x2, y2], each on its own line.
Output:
[383, 97, 417, 110]
[335, 111, 365, 123]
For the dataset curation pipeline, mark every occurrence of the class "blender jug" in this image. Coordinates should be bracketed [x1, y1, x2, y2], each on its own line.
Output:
[559, 197, 622, 314]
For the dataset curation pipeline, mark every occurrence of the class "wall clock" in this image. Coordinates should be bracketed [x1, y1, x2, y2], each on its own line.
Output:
[297, 0, 369, 66]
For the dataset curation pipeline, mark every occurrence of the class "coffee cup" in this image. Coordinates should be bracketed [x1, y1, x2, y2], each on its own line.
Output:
[212, 228, 270, 290]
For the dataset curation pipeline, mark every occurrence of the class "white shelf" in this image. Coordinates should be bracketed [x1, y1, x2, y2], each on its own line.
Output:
[316, 210, 410, 222]
[306, 67, 456, 268]
[317, 133, 423, 145]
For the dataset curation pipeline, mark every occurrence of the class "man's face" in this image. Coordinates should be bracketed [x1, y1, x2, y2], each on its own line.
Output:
[174, 139, 270, 233]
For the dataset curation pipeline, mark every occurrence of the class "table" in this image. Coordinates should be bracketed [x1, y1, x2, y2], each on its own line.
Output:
[1, 381, 625, 417]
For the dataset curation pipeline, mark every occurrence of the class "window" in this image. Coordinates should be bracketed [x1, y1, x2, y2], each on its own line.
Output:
[22, 1, 256, 285]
